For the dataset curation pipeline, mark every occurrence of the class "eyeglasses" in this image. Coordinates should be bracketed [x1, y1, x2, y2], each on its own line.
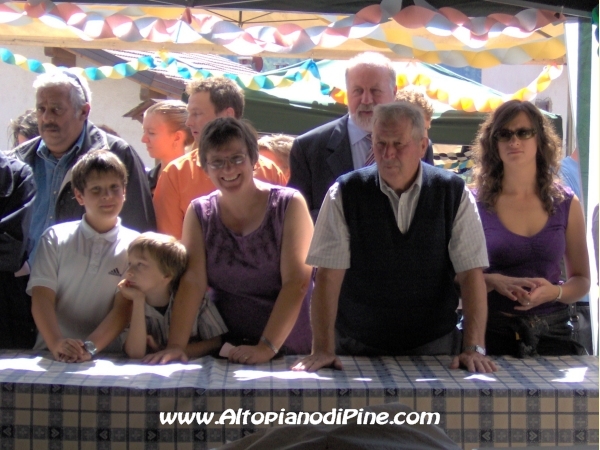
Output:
[61, 70, 89, 103]
[206, 153, 247, 170]
[493, 128, 536, 142]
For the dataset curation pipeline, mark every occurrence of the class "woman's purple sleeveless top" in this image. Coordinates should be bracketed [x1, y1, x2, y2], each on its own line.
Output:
[477, 186, 573, 316]
[192, 186, 311, 354]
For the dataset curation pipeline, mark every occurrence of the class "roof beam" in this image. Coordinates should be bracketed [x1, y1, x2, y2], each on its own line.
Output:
[482, 0, 591, 18]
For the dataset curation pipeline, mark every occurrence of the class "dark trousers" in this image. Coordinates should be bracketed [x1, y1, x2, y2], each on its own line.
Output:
[0, 273, 36, 349]
[486, 308, 586, 357]
[335, 327, 462, 356]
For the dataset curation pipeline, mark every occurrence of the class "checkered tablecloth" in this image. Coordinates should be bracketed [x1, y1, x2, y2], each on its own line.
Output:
[0, 351, 597, 449]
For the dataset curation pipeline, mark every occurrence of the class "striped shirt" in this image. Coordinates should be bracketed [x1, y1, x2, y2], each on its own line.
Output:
[144, 292, 227, 349]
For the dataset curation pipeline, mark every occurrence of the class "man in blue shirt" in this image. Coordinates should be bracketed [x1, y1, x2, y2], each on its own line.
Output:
[11, 69, 155, 265]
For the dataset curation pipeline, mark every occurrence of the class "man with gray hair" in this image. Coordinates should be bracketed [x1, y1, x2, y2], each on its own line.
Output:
[288, 52, 435, 222]
[288, 52, 397, 221]
[293, 102, 497, 373]
[11, 69, 155, 264]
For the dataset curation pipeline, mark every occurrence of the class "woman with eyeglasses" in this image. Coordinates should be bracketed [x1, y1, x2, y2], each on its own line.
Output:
[472, 100, 589, 357]
[144, 117, 313, 365]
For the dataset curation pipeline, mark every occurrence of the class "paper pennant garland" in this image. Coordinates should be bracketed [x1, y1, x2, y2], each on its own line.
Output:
[391, 3, 564, 49]
[325, 63, 563, 112]
[0, 47, 563, 114]
[155, 51, 322, 92]
[0, 47, 156, 79]
[0, 47, 323, 88]
[0, 0, 568, 67]
[0, 47, 332, 94]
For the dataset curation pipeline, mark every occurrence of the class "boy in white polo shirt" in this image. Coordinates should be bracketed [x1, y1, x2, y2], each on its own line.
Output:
[29, 150, 139, 362]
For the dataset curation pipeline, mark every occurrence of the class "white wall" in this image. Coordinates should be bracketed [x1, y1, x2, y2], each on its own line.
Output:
[0, 45, 154, 168]
[76, 53, 154, 168]
[482, 64, 569, 147]
[0, 45, 42, 151]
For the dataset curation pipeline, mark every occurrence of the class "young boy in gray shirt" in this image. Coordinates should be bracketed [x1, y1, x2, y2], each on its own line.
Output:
[120, 232, 226, 359]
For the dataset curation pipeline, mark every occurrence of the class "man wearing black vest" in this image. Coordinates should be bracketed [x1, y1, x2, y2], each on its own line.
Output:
[293, 102, 497, 373]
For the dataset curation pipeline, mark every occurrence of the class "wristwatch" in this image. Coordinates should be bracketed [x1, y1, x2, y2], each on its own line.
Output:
[83, 340, 98, 357]
[463, 345, 486, 356]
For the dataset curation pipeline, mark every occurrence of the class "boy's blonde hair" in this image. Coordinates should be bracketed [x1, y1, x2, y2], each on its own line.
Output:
[128, 232, 187, 295]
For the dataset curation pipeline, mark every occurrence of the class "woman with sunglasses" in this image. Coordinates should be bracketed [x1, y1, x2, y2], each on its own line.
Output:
[472, 100, 589, 357]
[144, 117, 313, 365]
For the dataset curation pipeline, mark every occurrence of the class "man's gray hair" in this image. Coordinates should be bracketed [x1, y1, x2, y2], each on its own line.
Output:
[373, 102, 426, 142]
[33, 69, 92, 110]
[345, 52, 396, 90]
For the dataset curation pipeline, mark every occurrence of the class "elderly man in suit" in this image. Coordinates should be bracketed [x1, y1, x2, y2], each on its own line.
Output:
[287, 52, 397, 221]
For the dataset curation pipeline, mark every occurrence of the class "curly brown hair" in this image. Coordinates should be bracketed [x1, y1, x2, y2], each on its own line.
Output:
[395, 88, 434, 121]
[472, 100, 563, 214]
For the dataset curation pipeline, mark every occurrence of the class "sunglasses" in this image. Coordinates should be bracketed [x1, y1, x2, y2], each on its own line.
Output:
[206, 153, 247, 170]
[493, 128, 536, 142]
[61, 70, 89, 103]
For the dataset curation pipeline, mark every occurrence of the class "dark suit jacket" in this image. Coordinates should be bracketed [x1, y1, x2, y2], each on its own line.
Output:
[288, 115, 435, 221]
[424, 140, 434, 166]
[288, 115, 353, 222]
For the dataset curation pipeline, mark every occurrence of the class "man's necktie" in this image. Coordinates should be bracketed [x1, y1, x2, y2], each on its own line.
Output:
[364, 133, 375, 166]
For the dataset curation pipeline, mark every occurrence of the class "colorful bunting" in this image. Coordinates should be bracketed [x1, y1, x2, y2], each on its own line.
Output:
[324, 62, 563, 112]
[0, 47, 156, 79]
[0, 47, 562, 114]
[0, 1, 568, 67]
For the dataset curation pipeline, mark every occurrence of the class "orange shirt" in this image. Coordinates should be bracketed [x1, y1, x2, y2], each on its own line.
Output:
[153, 150, 287, 239]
